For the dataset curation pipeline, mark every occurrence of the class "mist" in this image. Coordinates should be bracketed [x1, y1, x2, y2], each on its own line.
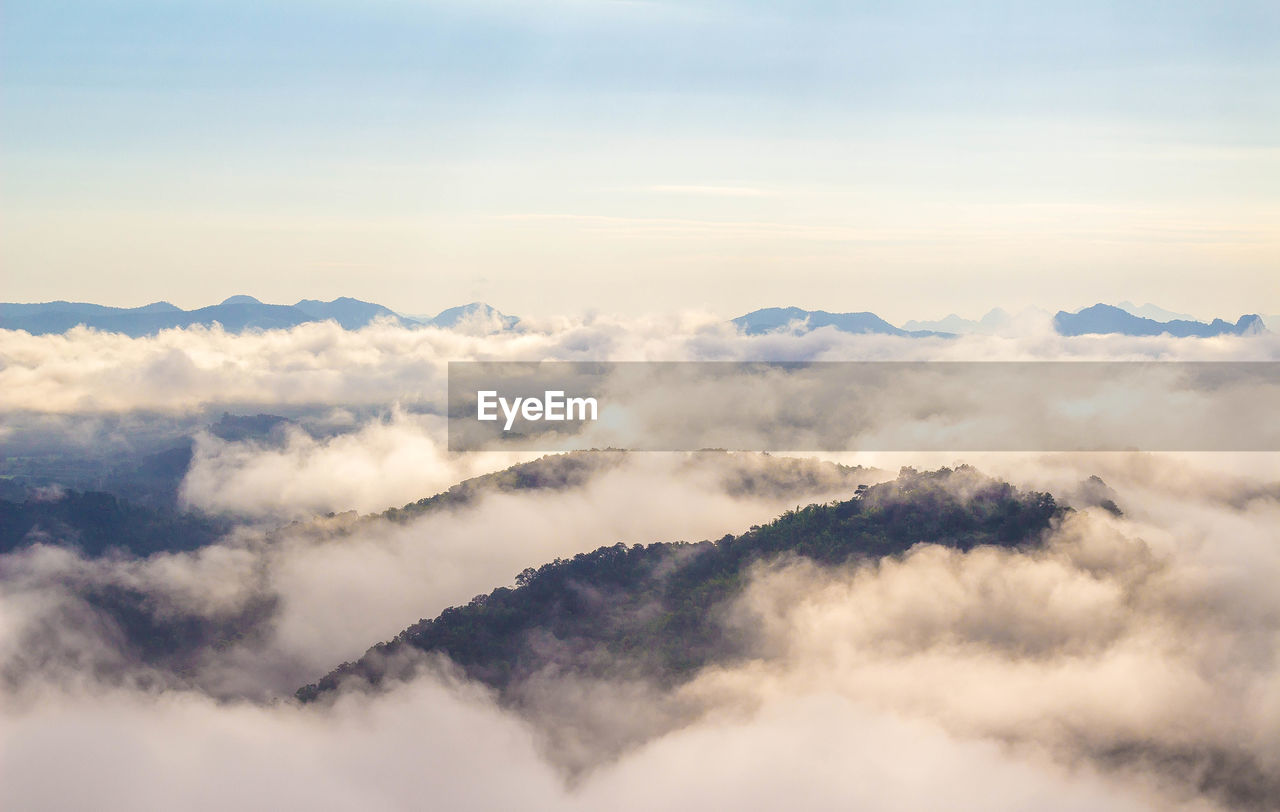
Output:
[1, 319, 1276, 810]
[3, 317, 1275, 415]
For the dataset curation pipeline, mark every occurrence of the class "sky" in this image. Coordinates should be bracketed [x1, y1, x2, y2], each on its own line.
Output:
[2, 0, 1277, 322]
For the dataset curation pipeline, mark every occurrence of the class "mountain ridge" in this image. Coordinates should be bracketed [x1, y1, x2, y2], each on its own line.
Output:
[0, 297, 519, 336]
[2, 298, 1269, 338]
[1054, 303, 1266, 337]
[297, 466, 1061, 706]
[732, 306, 952, 337]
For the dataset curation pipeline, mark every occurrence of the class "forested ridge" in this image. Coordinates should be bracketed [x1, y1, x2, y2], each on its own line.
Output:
[374, 450, 870, 524]
[298, 465, 1062, 702]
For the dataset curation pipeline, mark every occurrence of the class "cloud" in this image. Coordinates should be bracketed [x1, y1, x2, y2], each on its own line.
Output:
[2, 450, 878, 699]
[1, 669, 1181, 812]
[4, 453, 1276, 810]
[2, 319, 1278, 809]
[179, 409, 530, 519]
[2, 317, 1274, 416]
[702, 481, 1280, 809]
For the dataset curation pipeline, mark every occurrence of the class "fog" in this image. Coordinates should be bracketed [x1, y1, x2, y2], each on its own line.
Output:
[2, 450, 880, 698]
[4, 450, 1276, 809]
[1, 320, 1276, 810]
[180, 409, 533, 518]
[2, 316, 1275, 414]
[1, 673, 1175, 812]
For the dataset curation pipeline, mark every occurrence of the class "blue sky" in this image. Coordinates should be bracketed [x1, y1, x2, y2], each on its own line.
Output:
[3, 0, 1277, 320]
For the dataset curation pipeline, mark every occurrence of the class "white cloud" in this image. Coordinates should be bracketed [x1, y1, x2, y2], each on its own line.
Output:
[1, 317, 1274, 416]
[1, 319, 1278, 809]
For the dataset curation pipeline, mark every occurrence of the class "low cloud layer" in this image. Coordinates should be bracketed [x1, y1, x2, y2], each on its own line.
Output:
[179, 409, 532, 518]
[2, 451, 879, 698]
[2, 319, 1277, 810]
[2, 316, 1275, 414]
[2, 452, 1277, 810]
[1, 671, 1172, 812]
[718, 498, 1280, 809]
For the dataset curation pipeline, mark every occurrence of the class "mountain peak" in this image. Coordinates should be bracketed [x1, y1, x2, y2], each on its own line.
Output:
[1236, 314, 1267, 335]
[1116, 301, 1198, 322]
[1054, 303, 1265, 337]
[290, 297, 415, 329]
[429, 302, 519, 331]
[135, 301, 181, 313]
[220, 295, 262, 306]
[732, 306, 949, 338]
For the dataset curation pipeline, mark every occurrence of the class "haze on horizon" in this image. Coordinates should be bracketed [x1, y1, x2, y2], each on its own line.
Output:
[3, 0, 1277, 323]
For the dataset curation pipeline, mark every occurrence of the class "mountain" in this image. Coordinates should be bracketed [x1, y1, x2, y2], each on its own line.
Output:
[297, 466, 1060, 705]
[0, 296, 495, 336]
[1116, 301, 1198, 322]
[293, 297, 418, 329]
[732, 307, 951, 337]
[0, 300, 181, 319]
[0, 296, 311, 335]
[2, 450, 882, 693]
[1054, 303, 1266, 337]
[902, 307, 1015, 334]
[377, 450, 873, 525]
[172, 297, 317, 333]
[0, 300, 189, 336]
[416, 302, 520, 332]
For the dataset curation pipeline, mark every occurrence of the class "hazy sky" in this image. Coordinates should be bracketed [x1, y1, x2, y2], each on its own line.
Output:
[3, 0, 1277, 321]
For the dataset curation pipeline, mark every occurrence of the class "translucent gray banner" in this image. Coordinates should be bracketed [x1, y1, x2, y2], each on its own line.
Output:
[447, 362, 1280, 452]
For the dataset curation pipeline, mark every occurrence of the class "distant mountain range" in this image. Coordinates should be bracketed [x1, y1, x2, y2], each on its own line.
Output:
[0, 297, 518, 336]
[1115, 301, 1198, 322]
[901, 307, 1020, 334]
[734, 303, 1269, 338]
[732, 307, 952, 337]
[1053, 304, 1266, 338]
[0, 297, 1270, 338]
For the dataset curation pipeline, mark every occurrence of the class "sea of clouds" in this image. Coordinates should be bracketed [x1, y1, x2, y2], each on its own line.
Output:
[1, 315, 1277, 810]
